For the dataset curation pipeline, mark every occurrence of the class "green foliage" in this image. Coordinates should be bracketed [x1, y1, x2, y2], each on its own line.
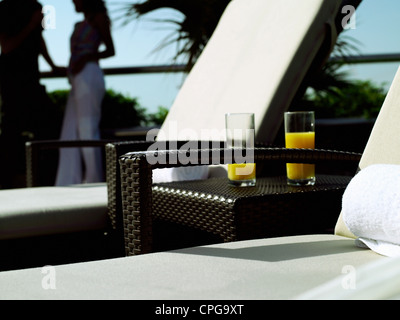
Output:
[47, 89, 168, 129]
[47, 90, 69, 125]
[100, 89, 147, 128]
[298, 80, 387, 119]
[47, 89, 69, 110]
[145, 106, 169, 125]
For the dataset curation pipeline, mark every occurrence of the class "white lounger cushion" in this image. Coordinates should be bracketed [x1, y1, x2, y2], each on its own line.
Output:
[0, 235, 381, 300]
[0, 184, 108, 240]
[358, 66, 400, 169]
[298, 254, 400, 300]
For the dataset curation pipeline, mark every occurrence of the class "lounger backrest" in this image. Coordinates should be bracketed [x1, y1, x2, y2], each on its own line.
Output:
[358, 67, 400, 169]
[335, 66, 400, 238]
[159, 0, 342, 144]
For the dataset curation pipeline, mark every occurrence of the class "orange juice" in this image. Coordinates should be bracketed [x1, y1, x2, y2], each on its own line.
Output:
[285, 132, 315, 181]
[228, 163, 256, 181]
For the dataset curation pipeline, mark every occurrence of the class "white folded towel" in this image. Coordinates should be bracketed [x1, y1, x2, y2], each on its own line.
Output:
[342, 164, 400, 257]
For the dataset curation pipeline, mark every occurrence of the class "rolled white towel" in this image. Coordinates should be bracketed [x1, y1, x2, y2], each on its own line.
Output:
[342, 164, 400, 257]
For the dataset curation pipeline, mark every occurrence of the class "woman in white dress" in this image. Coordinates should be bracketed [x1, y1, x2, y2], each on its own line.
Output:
[56, 0, 115, 185]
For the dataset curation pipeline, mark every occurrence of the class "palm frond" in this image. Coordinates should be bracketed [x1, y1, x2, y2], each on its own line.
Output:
[117, 0, 231, 70]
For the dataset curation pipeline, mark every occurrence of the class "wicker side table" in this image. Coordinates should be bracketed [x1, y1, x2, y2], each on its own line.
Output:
[119, 147, 360, 256]
[152, 175, 351, 245]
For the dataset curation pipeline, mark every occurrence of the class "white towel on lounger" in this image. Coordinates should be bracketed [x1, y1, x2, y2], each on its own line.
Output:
[342, 164, 400, 257]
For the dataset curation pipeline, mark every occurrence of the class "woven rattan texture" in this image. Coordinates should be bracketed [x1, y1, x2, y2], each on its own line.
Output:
[154, 175, 349, 199]
[25, 143, 34, 188]
[152, 175, 351, 242]
[153, 183, 237, 242]
[105, 144, 118, 230]
[106, 141, 156, 231]
[119, 148, 360, 255]
[120, 156, 153, 255]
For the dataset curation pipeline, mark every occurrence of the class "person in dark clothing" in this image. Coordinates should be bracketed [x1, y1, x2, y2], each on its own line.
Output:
[0, 0, 62, 189]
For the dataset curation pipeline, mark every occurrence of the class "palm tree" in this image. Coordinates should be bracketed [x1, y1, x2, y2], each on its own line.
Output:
[117, 0, 231, 70]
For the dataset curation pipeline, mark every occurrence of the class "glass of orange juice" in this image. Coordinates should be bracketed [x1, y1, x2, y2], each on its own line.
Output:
[225, 113, 256, 187]
[284, 111, 315, 186]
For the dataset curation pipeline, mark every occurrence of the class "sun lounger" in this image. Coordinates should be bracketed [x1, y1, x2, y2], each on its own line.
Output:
[0, 234, 382, 300]
[0, 0, 357, 270]
[0, 140, 162, 270]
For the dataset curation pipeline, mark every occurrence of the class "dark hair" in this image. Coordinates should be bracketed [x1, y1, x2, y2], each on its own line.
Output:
[0, 0, 42, 35]
[81, 0, 108, 14]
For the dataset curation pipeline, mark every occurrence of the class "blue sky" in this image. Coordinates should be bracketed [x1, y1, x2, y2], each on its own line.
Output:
[339, 0, 400, 89]
[37, 0, 400, 113]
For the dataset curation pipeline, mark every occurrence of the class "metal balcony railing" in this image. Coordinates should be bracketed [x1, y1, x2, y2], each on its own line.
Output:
[39, 53, 400, 79]
[40, 64, 187, 79]
[330, 53, 400, 64]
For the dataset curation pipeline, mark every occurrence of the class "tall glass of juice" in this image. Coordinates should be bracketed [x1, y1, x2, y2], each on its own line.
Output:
[225, 113, 256, 187]
[284, 111, 315, 186]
